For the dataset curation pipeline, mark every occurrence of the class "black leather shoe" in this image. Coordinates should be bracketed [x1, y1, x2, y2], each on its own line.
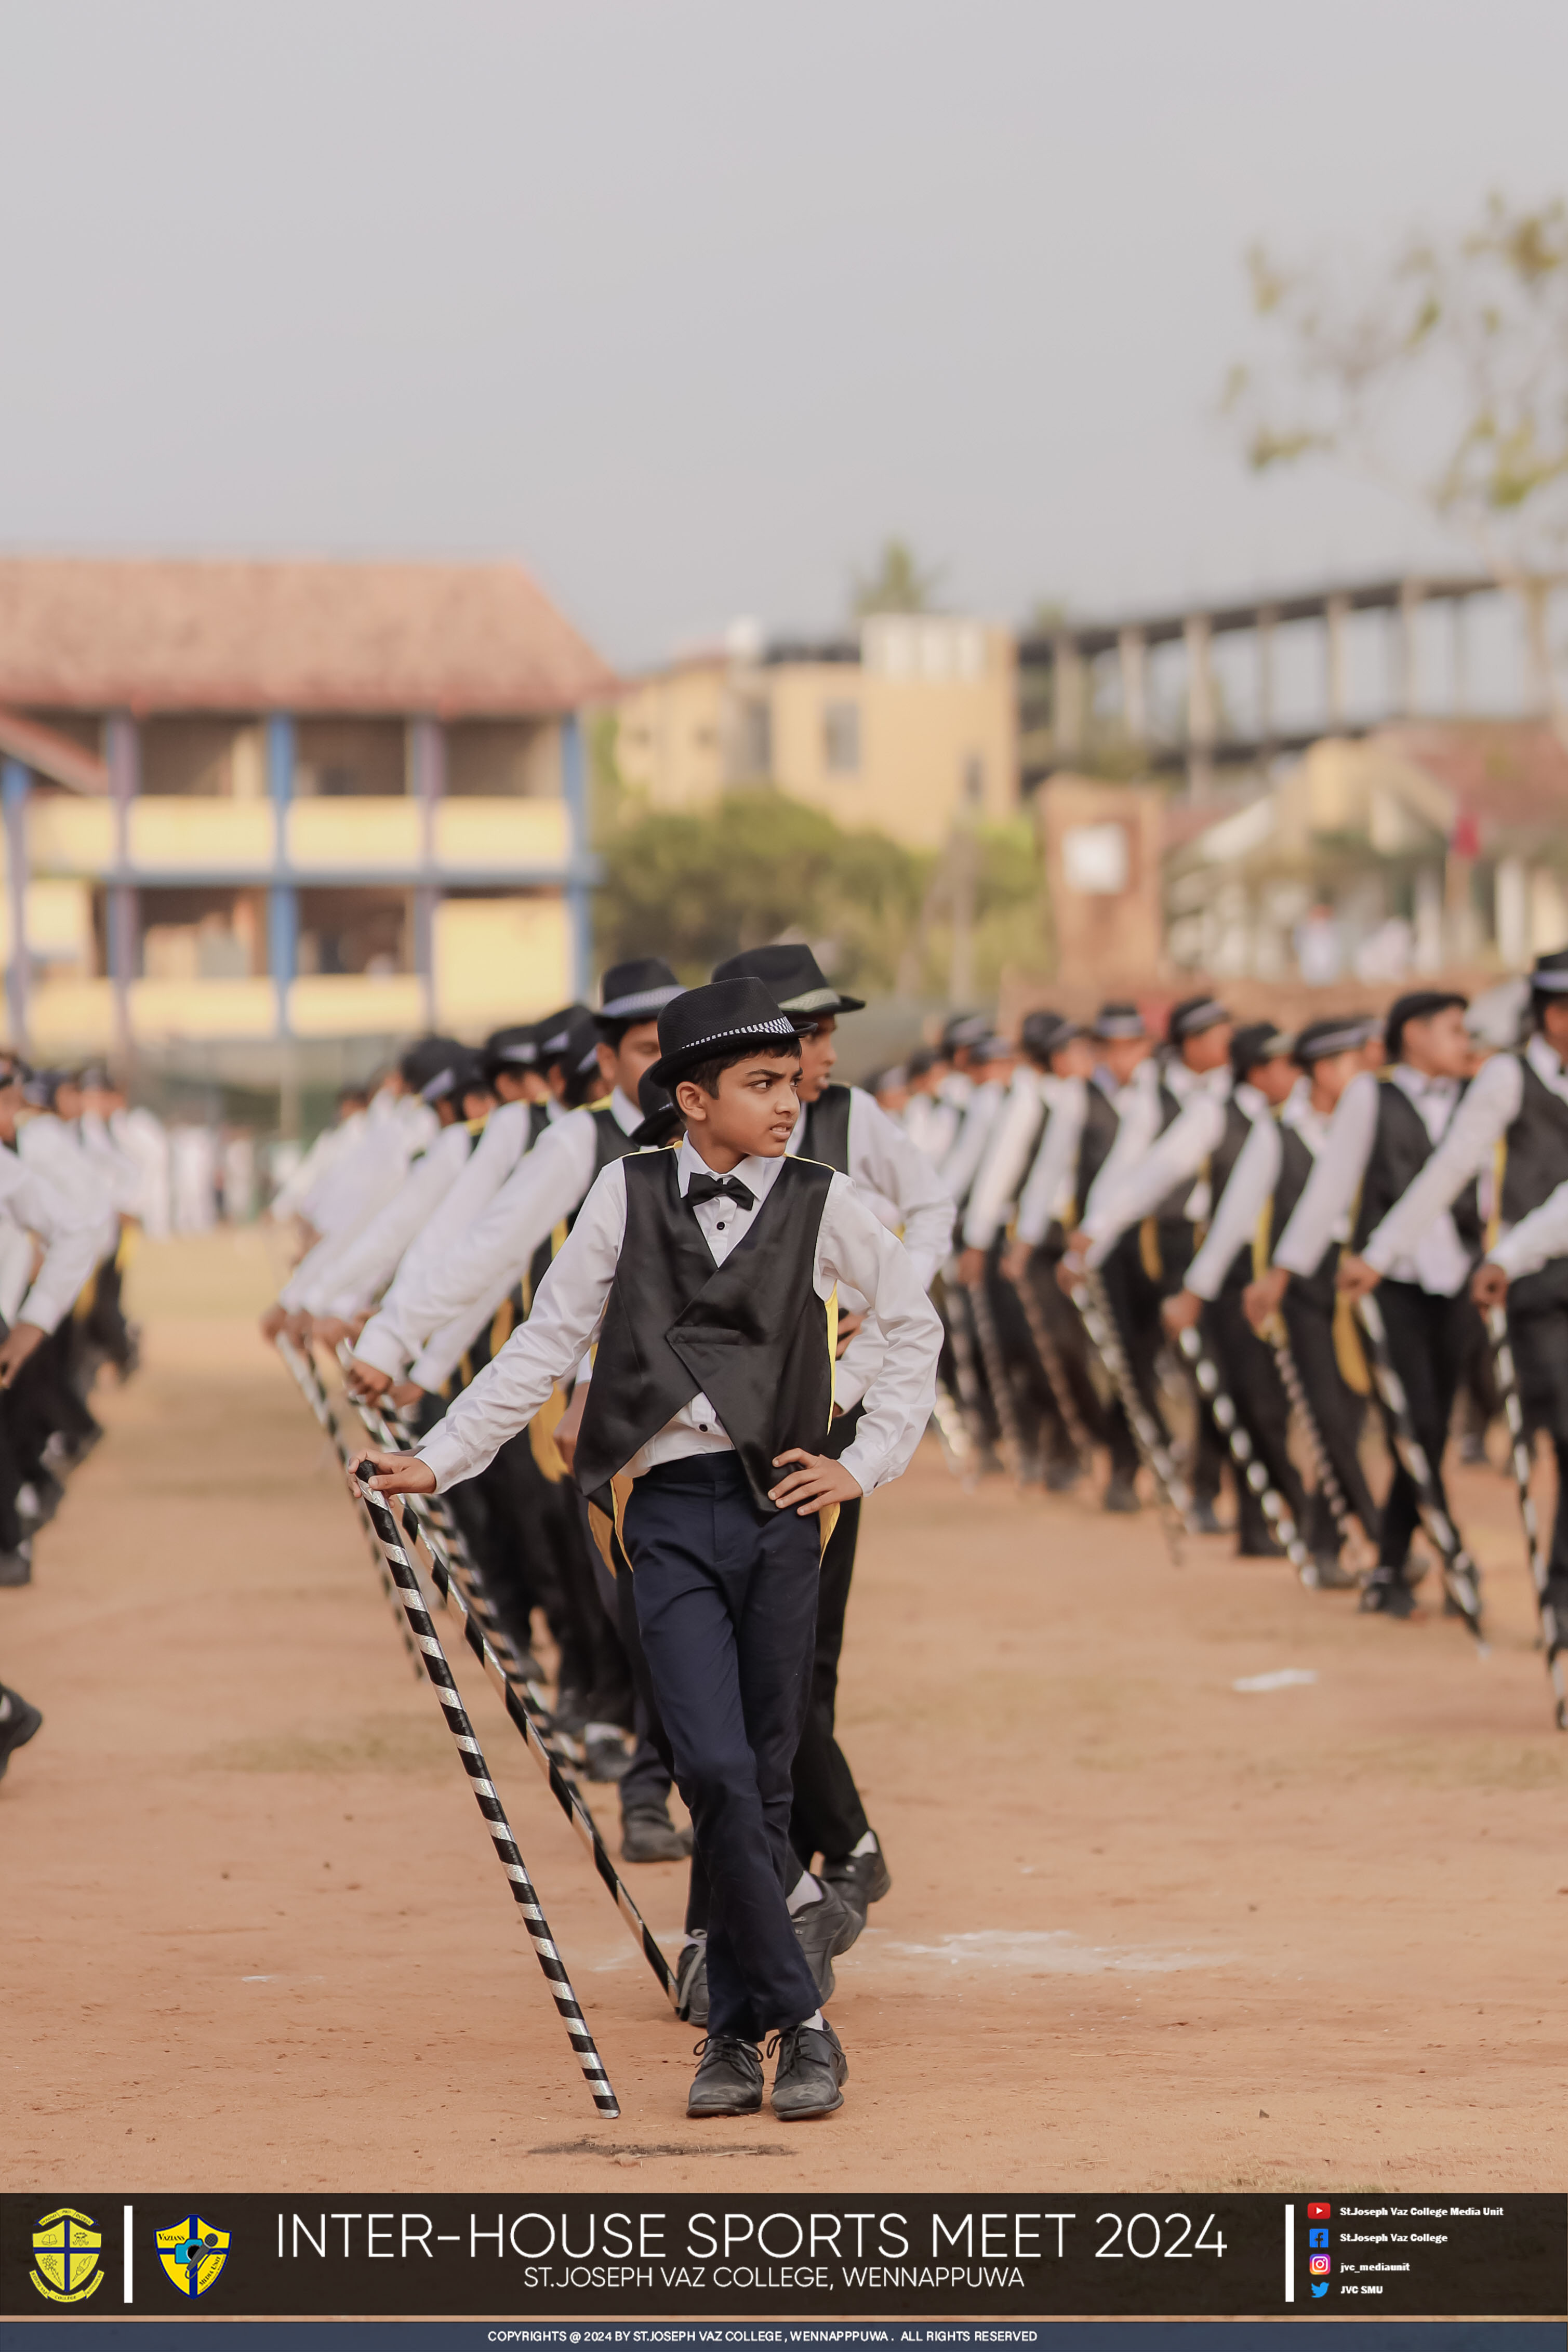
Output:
[768, 2018, 847, 2119]
[820, 1837, 892, 1930]
[0, 1684, 43, 1777]
[1044, 1458, 1082, 1492]
[583, 1729, 632, 1782]
[674, 1938, 709, 2025]
[621, 1803, 693, 1863]
[687, 2034, 763, 2117]
[1102, 1472, 1140, 1513]
[792, 1879, 858, 1995]
[0, 1544, 33, 1588]
[1360, 1567, 1416, 1618]
[1309, 1551, 1360, 1590]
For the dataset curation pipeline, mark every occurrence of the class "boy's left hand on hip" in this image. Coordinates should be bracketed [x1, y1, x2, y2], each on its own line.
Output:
[767, 1449, 863, 1517]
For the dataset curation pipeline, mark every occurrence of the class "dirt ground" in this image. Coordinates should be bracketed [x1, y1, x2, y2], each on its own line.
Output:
[3, 1230, 1565, 2195]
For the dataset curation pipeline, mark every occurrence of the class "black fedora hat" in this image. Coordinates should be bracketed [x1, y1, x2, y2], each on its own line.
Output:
[595, 957, 686, 1027]
[711, 942, 865, 1016]
[647, 977, 814, 1091]
[630, 1069, 683, 1148]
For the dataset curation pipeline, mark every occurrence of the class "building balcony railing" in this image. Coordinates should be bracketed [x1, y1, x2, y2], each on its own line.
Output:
[21, 794, 575, 884]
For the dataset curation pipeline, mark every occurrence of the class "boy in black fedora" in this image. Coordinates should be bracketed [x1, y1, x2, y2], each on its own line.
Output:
[711, 942, 953, 1935]
[353, 976, 942, 2121]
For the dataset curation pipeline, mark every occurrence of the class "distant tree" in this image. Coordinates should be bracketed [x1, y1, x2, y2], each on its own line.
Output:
[1222, 192, 1568, 732]
[851, 538, 944, 617]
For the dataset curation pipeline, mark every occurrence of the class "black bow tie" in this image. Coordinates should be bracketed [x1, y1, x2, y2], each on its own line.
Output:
[686, 1172, 755, 1213]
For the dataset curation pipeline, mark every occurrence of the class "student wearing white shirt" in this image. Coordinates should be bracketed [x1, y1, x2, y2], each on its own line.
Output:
[352, 978, 942, 2127]
[1271, 991, 1482, 1617]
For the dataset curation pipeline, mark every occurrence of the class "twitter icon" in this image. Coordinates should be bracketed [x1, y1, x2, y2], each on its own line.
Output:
[1311, 2283, 1330, 2300]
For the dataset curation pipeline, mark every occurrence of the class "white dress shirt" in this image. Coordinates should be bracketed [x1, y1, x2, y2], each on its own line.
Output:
[961, 1069, 1052, 1252]
[1082, 1063, 1232, 1266]
[1363, 1037, 1568, 1273]
[1489, 1177, 1568, 1280]
[1183, 1086, 1279, 1300]
[1080, 1057, 1164, 1226]
[1273, 1066, 1470, 1295]
[281, 1120, 478, 1317]
[1014, 1075, 1091, 1247]
[0, 1146, 107, 1333]
[788, 1086, 954, 1293]
[355, 1091, 643, 1387]
[18, 1113, 119, 1260]
[940, 1079, 1007, 1209]
[903, 1088, 960, 1170]
[416, 1136, 942, 1502]
[271, 1110, 364, 1222]
[298, 1091, 437, 1243]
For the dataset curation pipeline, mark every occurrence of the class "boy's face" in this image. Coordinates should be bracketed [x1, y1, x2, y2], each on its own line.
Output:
[1246, 1053, 1297, 1107]
[599, 1020, 664, 1099]
[1099, 1034, 1148, 1085]
[492, 1068, 542, 1104]
[1402, 1004, 1469, 1079]
[1180, 1020, 1233, 1075]
[1308, 1046, 1360, 1108]
[461, 1086, 497, 1122]
[1051, 1036, 1096, 1081]
[795, 1015, 837, 1103]
[676, 1052, 801, 1167]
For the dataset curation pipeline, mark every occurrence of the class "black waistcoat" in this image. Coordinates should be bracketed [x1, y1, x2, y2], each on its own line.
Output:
[1503, 1053, 1568, 1308]
[527, 1101, 640, 1307]
[1270, 1119, 1339, 1305]
[1352, 1078, 1481, 1257]
[799, 1083, 853, 1174]
[1071, 1082, 1120, 1222]
[1208, 1100, 1263, 1294]
[1150, 1079, 1198, 1225]
[573, 1152, 838, 1510]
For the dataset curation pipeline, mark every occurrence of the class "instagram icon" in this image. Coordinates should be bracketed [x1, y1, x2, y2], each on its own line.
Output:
[1310, 2256, 1332, 2277]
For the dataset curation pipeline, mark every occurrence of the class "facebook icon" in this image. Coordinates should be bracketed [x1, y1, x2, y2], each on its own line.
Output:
[1309, 2229, 1330, 2247]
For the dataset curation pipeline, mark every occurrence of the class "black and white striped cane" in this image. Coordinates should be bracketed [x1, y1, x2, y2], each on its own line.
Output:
[341, 1389, 680, 2005]
[1355, 1293, 1485, 1645]
[278, 1335, 421, 1676]
[1265, 1315, 1377, 1575]
[963, 1273, 1028, 1482]
[351, 1462, 621, 2116]
[1006, 1263, 1095, 1476]
[1174, 1324, 1318, 1586]
[936, 1272, 996, 1471]
[1072, 1267, 1194, 1561]
[1486, 1306, 1566, 1730]
[929, 1373, 977, 1477]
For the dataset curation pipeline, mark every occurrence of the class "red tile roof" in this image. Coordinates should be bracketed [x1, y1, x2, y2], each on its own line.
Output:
[0, 557, 617, 719]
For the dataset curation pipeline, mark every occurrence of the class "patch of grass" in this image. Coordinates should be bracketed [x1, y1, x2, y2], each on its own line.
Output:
[196, 1713, 452, 1776]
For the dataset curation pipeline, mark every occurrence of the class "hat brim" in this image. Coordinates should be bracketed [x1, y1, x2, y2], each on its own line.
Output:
[776, 986, 866, 1017]
[630, 1109, 683, 1148]
[648, 1016, 816, 1093]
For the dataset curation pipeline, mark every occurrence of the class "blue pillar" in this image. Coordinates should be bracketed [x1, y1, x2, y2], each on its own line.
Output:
[560, 711, 594, 1002]
[104, 713, 140, 1064]
[3, 759, 30, 1050]
[267, 714, 297, 1038]
[409, 717, 443, 1031]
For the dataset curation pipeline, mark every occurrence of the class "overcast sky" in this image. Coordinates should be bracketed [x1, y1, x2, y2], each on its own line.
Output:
[2, 1, 1564, 668]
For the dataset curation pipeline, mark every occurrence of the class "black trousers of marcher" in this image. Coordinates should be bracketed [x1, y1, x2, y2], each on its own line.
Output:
[788, 1407, 869, 1871]
[605, 1528, 709, 1930]
[1096, 1232, 1228, 1501]
[1023, 1249, 1110, 1452]
[1372, 1279, 1476, 1574]
[1507, 1290, 1568, 1586]
[624, 1454, 822, 2042]
[1282, 1288, 1381, 1553]
[1204, 1287, 1307, 1552]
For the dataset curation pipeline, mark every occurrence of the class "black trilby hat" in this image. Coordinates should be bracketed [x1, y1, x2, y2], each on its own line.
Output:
[1167, 994, 1231, 1045]
[941, 1009, 992, 1054]
[595, 958, 686, 1027]
[536, 1005, 601, 1076]
[1532, 948, 1568, 995]
[1230, 1021, 1293, 1079]
[1020, 1008, 1080, 1064]
[711, 942, 865, 1016]
[1092, 1001, 1147, 1042]
[484, 1020, 540, 1074]
[647, 977, 813, 1091]
[419, 1048, 489, 1107]
[1294, 1014, 1375, 1066]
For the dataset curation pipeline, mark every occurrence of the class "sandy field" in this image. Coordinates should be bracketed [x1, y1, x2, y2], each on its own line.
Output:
[3, 1231, 1565, 2195]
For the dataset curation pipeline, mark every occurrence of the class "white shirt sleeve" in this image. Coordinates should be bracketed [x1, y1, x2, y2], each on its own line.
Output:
[417, 1161, 628, 1490]
[1082, 1094, 1227, 1263]
[961, 1076, 1045, 1252]
[308, 1124, 475, 1317]
[1184, 1115, 1281, 1300]
[819, 1175, 943, 1496]
[1362, 1055, 1521, 1275]
[845, 1089, 953, 1288]
[940, 1085, 1003, 1207]
[385, 1100, 534, 1299]
[1489, 1177, 1568, 1280]
[0, 1154, 106, 1334]
[1272, 1070, 1379, 1278]
[1015, 1079, 1086, 1247]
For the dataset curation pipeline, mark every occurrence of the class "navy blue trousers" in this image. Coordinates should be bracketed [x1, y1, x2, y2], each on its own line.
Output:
[623, 1453, 822, 2041]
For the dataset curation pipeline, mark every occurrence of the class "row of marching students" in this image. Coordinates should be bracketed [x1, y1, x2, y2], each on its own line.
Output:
[263, 946, 956, 2086]
[0, 1057, 148, 1779]
[893, 956, 1567, 1659]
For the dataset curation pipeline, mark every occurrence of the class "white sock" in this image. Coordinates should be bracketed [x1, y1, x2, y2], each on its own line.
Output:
[0, 1693, 12, 1723]
[801, 2009, 823, 2032]
[849, 1830, 879, 1857]
[787, 1872, 823, 1916]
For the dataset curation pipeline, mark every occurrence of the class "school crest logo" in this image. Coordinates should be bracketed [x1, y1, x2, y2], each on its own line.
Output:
[30, 2207, 104, 2303]
[156, 2214, 230, 2297]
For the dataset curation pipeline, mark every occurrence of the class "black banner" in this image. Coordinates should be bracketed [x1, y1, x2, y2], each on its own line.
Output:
[3, 2194, 1563, 2320]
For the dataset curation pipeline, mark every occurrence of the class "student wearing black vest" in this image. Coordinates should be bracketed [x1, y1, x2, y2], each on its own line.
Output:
[1244, 1015, 1384, 1579]
[1278, 991, 1481, 1617]
[710, 944, 953, 1925]
[354, 979, 942, 2121]
[1475, 1170, 1568, 1643]
[1161, 1025, 1308, 1557]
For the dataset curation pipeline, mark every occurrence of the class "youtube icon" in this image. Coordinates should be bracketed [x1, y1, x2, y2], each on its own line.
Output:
[1308, 2203, 1332, 2220]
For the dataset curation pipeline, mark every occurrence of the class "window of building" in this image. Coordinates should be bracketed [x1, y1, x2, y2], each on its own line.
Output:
[823, 700, 861, 775]
[140, 717, 266, 798]
[296, 887, 411, 975]
[445, 720, 556, 797]
[293, 720, 407, 798]
[136, 887, 267, 978]
[1061, 821, 1130, 895]
[733, 698, 773, 782]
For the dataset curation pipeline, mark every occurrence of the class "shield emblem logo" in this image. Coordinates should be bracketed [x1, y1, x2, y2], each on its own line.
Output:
[156, 2214, 230, 2297]
[30, 2208, 104, 2303]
